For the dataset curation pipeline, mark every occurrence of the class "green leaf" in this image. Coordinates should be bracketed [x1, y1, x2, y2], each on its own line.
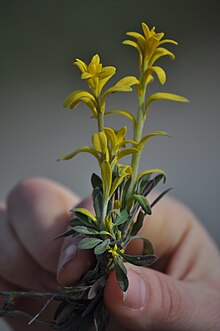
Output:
[130, 235, 155, 255]
[72, 226, 98, 235]
[73, 211, 97, 229]
[93, 189, 103, 221]
[131, 210, 145, 236]
[114, 259, 129, 292]
[74, 208, 97, 223]
[91, 173, 102, 190]
[79, 238, 103, 249]
[58, 146, 101, 163]
[132, 195, 152, 215]
[137, 168, 167, 181]
[87, 276, 106, 300]
[94, 239, 110, 255]
[151, 188, 173, 208]
[113, 209, 129, 226]
[105, 110, 136, 124]
[119, 251, 157, 267]
[55, 229, 77, 240]
[110, 172, 131, 198]
[101, 160, 112, 198]
[145, 92, 189, 113]
[142, 173, 166, 196]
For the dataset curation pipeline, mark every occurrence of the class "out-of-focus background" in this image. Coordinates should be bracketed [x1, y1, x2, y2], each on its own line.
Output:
[0, 0, 220, 328]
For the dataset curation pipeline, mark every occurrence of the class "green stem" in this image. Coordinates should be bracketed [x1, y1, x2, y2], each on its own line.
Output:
[97, 98, 104, 132]
[127, 84, 146, 199]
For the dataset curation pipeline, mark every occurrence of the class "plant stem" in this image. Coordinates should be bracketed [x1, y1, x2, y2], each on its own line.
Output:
[127, 84, 146, 198]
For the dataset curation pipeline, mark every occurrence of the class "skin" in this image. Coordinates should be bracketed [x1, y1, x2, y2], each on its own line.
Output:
[0, 177, 220, 331]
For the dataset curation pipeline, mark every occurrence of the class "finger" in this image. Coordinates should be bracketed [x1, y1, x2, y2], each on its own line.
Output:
[0, 205, 57, 291]
[57, 196, 95, 286]
[7, 177, 80, 273]
[126, 194, 220, 280]
[105, 264, 220, 331]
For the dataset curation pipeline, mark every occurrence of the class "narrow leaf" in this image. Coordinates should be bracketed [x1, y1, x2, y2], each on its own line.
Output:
[151, 66, 166, 85]
[131, 210, 145, 236]
[92, 132, 108, 154]
[114, 260, 129, 292]
[145, 92, 189, 112]
[105, 110, 136, 124]
[119, 251, 157, 267]
[79, 238, 102, 249]
[101, 160, 112, 198]
[151, 188, 173, 208]
[58, 146, 101, 163]
[117, 147, 139, 160]
[139, 132, 169, 150]
[88, 276, 106, 300]
[93, 189, 103, 221]
[91, 173, 102, 190]
[94, 239, 110, 255]
[142, 173, 166, 196]
[114, 209, 129, 226]
[132, 195, 152, 215]
[72, 226, 98, 235]
[137, 168, 166, 181]
[74, 208, 97, 223]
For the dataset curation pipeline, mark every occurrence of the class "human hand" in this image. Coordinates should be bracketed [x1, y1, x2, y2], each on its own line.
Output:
[0, 177, 93, 331]
[1, 178, 220, 331]
[103, 195, 220, 331]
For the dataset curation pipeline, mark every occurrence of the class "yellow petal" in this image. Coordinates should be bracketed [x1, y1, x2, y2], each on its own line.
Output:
[126, 32, 145, 49]
[92, 132, 108, 154]
[74, 59, 87, 72]
[148, 47, 175, 67]
[141, 22, 151, 40]
[104, 127, 117, 151]
[81, 72, 93, 79]
[116, 127, 127, 145]
[91, 54, 100, 65]
[122, 40, 143, 65]
[159, 39, 178, 46]
[144, 36, 160, 61]
[101, 160, 112, 198]
[151, 66, 166, 85]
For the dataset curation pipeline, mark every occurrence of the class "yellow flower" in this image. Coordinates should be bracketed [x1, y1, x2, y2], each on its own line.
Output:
[74, 54, 116, 97]
[123, 22, 178, 85]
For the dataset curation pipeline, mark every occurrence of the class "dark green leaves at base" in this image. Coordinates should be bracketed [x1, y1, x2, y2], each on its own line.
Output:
[114, 258, 129, 292]
[119, 251, 157, 267]
[79, 238, 103, 249]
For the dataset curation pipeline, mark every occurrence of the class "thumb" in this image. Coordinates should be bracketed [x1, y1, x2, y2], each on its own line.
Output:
[57, 196, 95, 286]
[104, 264, 204, 331]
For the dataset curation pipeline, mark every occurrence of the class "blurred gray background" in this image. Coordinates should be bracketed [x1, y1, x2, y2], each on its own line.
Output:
[0, 0, 220, 329]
